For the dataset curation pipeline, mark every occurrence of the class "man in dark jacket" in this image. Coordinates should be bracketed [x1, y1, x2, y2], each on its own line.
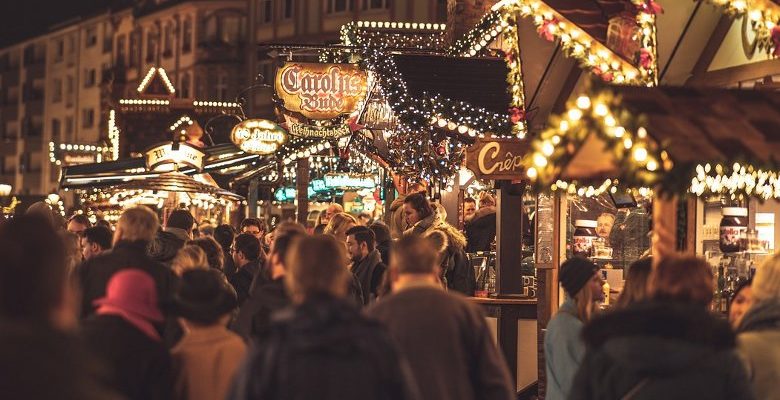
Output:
[82, 269, 173, 400]
[215, 224, 236, 277]
[230, 233, 263, 305]
[78, 206, 176, 319]
[228, 234, 418, 400]
[149, 209, 194, 267]
[346, 226, 386, 304]
[369, 221, 392, 266]
[0, 215, 120, 400]
[570, 256, 753, 400]
[367, 236, 515, 400]
[232, 228, 303, 340]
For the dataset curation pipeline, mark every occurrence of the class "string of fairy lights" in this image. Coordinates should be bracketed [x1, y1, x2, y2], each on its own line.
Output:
[704, 0, 780, 57]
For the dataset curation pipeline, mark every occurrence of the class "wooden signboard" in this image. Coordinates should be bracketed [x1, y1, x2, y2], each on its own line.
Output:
[465, 138, 529, 180]
[231, 119, 288, 155]
[275, 62, 368, 120]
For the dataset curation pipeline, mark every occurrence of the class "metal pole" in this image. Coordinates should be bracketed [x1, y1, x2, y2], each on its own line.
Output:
[248, 178, 259, 218]
[296, 157, 309, 225]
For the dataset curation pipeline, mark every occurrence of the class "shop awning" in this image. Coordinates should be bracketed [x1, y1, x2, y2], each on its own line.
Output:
[60, 143, 266, 190]
[524, 82, 780, 199]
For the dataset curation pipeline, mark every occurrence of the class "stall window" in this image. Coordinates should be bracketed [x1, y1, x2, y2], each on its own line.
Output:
[183, 17, 193, 53]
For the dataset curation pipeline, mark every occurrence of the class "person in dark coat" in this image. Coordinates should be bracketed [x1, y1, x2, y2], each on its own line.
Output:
[229, 233, 263, 305]
[231, 228, 304, 341]
[403, 192, 475, 296]
[0, 215, 120, 400]
[369, 221, 392, 266]
[149, 209, 194, 267]
[78, 206, 176, 319]
[570, 256, 754, 400]
[81, 269, 173, 400]
[215, 224, 237, 278]
[465, 204, 496, 253]
[367, 235, 515, 400]
[228, 235, 419, 400]
[346, 226, 387, 304]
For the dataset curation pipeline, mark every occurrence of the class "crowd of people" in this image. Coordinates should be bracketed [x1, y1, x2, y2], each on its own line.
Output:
[544, 255, 780, 400]
[0, 192, 516, 400]
[2, 191, 779, 400]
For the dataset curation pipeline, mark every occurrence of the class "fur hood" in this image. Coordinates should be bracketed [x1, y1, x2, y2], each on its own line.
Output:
[582, 301, 735, 374]
[406, 214, 467, 250]
[738, 298, 780, 333]
[471, 206, 496, 221]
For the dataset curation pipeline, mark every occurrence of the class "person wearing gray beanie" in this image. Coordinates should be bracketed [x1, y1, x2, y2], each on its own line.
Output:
[543, 257, 604, 400]
[737, 254, 780, 400]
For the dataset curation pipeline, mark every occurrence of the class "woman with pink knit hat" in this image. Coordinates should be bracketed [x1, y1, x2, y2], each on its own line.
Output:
[737, 255, 780, 400]
[81, 269, 173, 400]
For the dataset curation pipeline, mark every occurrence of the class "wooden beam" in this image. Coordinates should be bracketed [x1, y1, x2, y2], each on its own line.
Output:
[690, 15, 734, 76]
[688, 58, 780, 87]
[496, 180, 525, 296]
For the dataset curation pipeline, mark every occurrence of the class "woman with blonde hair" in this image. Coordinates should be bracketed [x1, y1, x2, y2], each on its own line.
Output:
[172, 245, 209, 276]
[323, 212, 357, 243]
[544, 257, 603, 399]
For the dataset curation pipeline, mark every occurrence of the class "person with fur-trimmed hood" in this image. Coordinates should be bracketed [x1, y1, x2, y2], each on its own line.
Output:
[402, 192, 475, 296]
[569, 256, 753, 400]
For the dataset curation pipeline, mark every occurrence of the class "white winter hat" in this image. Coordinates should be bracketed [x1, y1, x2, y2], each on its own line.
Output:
[754, 254, 780, 301]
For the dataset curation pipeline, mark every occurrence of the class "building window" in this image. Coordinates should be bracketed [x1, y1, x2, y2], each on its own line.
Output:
[146, 29, 158, 62]
[363, 0, 389, 10]
[103, 21, 113, 53]
[54, 39, 64, 63]
[51, 118, 61, 140]
[327, 0, 352, 13]
[260, 0, 273, 23]
[163, 23, 173, 57]
[220, 15, 242, 44]
[283, 0, 294, 19]
[82, 108, 95, 128]
[183, 17, 193, 53]
[216, 74, 228, 100]
[129, 31, 140, 67]
[116, 34, 127, 66]
[65, 76, 74, 107]
[180, 73, 191, 98]
[52, 78, 62, 103]
[84, 68, 96, 87]
[65, 116, 74, 139]
[85, 26, 98, 48]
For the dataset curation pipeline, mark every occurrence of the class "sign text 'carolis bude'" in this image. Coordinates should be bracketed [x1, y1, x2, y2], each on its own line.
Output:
[276, 62, 367, 120]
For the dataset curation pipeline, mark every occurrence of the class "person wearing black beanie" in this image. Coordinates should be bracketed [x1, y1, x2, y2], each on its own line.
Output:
[543, 257, 603, 400]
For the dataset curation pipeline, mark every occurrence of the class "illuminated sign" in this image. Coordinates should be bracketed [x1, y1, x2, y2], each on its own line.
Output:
[288, 122, 351, 139]
[465, 138, 529, 180]
[63, 154, 97, 165]
[276, 62, 368, 120]
[145, 142, 206, 171]
[230, 119, 288, 155]
[324, 173, 376, 189]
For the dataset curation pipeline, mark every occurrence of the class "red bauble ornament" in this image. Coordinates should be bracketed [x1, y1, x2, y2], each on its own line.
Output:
[639, 48, 654, 69]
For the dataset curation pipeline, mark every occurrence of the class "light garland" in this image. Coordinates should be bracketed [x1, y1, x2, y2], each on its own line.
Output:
[49, 141, 112, 166]
[157, 67, 176, 94]
[452, 0, 659, 86]
[136, 66, 176, 94]
[137, 67, 157, 93]
[169, 115, 194, 132]
[340, 20, 447, 50]
[704, 0, 780, 57]
[690, 162, 780, 201]
[524, 88, 667, 197]
[108, 110, 119, 160]
[119, 99, 170, 106]
[193, 100, 242, 108]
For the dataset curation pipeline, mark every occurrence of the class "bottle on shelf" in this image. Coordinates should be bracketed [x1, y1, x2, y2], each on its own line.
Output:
[601, 270, 610, 306]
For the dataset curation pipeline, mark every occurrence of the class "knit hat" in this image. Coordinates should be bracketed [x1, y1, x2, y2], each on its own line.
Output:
[172, 269, 238, 324]
[94, 269, 164, 322]
[559, 257, 599, 297]
[753, 255, 780, 301]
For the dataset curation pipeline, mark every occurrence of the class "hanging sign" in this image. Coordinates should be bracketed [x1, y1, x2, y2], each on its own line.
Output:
[324, 173, 376, 189]
[465, 138, 529, 180]
[358, 99, 398, 130]
[276, 62, 368, 120]
[288, 122, 351, 139]
[145, 142, 206, 171]
[231, 119, 288, 155]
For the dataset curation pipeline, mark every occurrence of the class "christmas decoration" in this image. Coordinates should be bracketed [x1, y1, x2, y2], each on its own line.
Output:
[704, 0, 780, 58]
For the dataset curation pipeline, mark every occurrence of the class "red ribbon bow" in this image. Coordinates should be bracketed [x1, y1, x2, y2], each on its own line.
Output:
[639, 48, 654, 69]
[537, 18, 558, 41]
[640, 0, 663, 15]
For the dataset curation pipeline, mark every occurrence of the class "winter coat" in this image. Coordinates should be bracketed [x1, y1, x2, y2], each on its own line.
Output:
[81, 314, 173, 400]
[148, 228, 189, 267]
[229, 259, 261, 306]
[388, 196, 408, 240]
[377, 241, 391, 266]
[368, 283, 515, 400]
[78, 240, 176, 319]
[223, 247, 237, 278]
[351, 249, 387, 305]
[0, 320, 121, 400]
[231, 277, 291, 341]
[408, 214, 475, 296]
[172, 325, 247, 400]
[570, 301, 754, 400]
[465, 206, 496, 253]
[737, 299, 780, 400]
[544, 297, 585, 400]
[228, 295, 420, 400]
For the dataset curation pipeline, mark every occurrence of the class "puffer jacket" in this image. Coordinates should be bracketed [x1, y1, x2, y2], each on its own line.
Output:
[407, 215, 475, 296]
[737, 299, 780, 400]
[569, 301, 754, 400]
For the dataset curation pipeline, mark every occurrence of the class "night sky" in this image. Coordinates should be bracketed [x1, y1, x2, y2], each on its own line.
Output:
[0, 0, 110, 48]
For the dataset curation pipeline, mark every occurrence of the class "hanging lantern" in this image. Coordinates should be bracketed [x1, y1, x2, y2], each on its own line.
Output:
[606, 12, 641, 61]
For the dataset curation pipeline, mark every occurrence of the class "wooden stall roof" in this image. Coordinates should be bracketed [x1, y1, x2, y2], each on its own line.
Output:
[545, 0, 633, 44]
[391, 54, 512, 116]
[612, 85, 780, 165]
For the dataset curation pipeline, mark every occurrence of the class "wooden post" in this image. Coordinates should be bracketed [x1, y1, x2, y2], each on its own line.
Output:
[652, 193, 679, 267]
[296, 158, 309, 225]
[496, 180, 525, 296]
[247, 178, 258, 218]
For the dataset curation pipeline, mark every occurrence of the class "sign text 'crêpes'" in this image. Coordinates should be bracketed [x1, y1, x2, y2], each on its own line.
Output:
[465, 138, 529, 180]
